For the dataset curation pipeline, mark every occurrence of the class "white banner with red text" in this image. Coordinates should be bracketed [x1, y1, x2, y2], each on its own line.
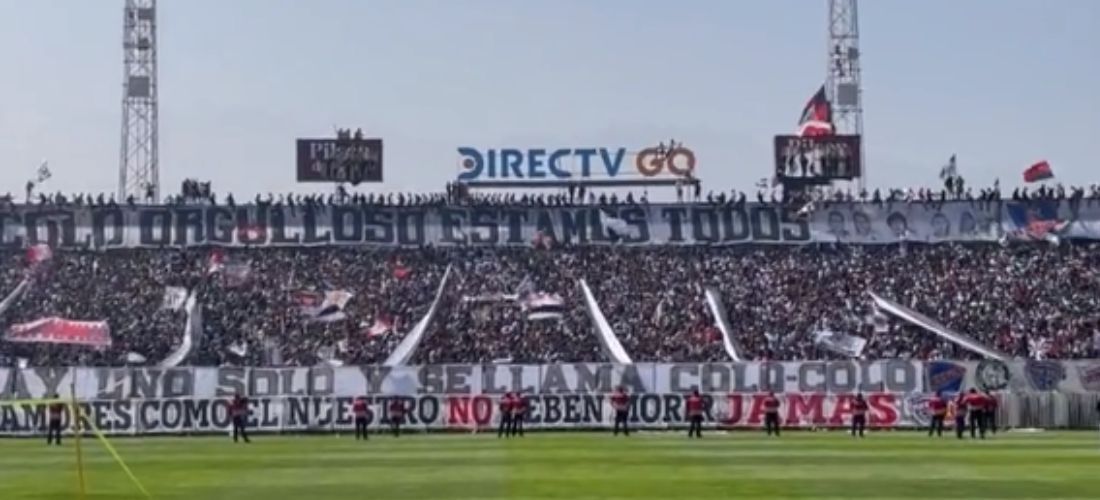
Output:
[0, 392, 917, 436]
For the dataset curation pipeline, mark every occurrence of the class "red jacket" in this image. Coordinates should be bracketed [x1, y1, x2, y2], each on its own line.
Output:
[48, 403, 64, 421]
[852, 398, 868, 417]
[928, 396, 947, 416]
[963, 393, 985, 412]
[353, 399, 368, 417]
[686, 395, 703, 417]
[763, 395, 780, 414]
[231, 396, 248, 418]
[611, 392, 629, 412]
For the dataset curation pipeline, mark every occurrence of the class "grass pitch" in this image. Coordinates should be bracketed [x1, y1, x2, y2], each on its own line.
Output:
[1, 430, 1098, 499]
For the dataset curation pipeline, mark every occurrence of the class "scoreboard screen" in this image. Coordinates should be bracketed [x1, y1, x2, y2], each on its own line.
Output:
[773, 135, 861, 184]
[296, 138, 384, 184]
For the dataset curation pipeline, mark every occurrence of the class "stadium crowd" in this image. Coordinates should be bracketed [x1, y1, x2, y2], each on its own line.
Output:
[2, 230, 1100, 367]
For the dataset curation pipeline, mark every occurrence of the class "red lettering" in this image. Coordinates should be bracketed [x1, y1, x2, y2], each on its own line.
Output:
[721, 394, 744, 425]
[786, 393, 825, 425]
[447, 396, 494, 427]
[472, 396, 493, 426]
[746, 394, 771, 425]
[446, 397, 472, 425]
[868, 394, 898, 426]
[828, 394, 855, 425]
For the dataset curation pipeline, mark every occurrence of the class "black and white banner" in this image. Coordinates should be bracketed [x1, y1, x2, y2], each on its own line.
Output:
[6, 200, 1088, 249]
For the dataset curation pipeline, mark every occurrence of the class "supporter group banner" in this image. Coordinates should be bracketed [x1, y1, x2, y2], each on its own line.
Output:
[0, 360, 1095, 435]
[4, 201, 1100, 249]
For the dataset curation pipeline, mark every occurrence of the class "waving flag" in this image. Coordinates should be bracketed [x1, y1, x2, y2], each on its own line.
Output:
[392, 260, 412, 280]
[293, 290, 354, 323]
[363, 315, 394, 337]
[161, 286, 189, 311]
[600, 211, 634, 241]
[208, 249, 251, 286]
[520, 292, 565, 321]
[26, 244, 52, 266]
[939, 155, 957, 180]
[1023, 160, 1053, 183]
[813, 329, 867, 358]
[797, 85, 835, 137]
[36, 161, 51, 183]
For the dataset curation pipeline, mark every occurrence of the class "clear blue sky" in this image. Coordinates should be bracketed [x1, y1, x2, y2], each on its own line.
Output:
[0, 0, 1097, 198]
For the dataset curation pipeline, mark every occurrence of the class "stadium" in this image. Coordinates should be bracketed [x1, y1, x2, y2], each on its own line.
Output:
[2, 1, 1100, 499]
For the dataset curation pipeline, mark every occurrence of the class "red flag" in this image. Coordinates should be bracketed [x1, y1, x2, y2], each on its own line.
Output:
[798, 85, 835, 137]
[207, 248, 227, 274]
[237, 223, 266, 244]
[392, 263, 411, 280]
[1023, 161, 1053, 183]
[363, 315, 394, 337]
[26, 244, 52, 266]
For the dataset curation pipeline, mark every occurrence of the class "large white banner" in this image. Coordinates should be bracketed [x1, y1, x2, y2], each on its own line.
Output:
[2, 360, 1097, 436]
[0, 393, 917, 436]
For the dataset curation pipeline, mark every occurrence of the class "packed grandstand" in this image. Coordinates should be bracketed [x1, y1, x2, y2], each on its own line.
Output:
[2, 184, 1099, 368]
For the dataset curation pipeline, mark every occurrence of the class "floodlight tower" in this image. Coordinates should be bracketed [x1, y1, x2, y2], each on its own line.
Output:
[826, 0, 864, 190]
[118, 0, 159, 202]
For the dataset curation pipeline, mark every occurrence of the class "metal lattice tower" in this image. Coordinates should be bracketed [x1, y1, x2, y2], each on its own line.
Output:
[826, 0, 864, 189]
[119, 0, 159, 201]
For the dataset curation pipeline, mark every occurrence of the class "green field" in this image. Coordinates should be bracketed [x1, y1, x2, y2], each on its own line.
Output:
[1, 430, 1098, 499]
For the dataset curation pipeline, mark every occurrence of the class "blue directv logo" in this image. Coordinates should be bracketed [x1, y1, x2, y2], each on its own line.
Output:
[457, 147, 627, 181]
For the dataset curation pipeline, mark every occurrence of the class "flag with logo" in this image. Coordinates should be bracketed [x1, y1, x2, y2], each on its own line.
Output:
[161, 286, 189, 311]
[6, 317, 112, 347]
[797, 85, 835, 137]
[293, 290, 354, 323]
[1005, 201, 1067, 242]
[813, 329, 867, 358]
[520, 292, 565, 321]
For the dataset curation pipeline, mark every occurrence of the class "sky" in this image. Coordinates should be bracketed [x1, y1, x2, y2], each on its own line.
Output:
[0, 0, 1097, 200]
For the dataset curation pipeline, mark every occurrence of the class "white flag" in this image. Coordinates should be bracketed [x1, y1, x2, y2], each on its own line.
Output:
[161, 286, 189, 311]
[599, 211, 634, 240]
[520, 292, 565, 321]
[813, 329, 867, 358]
[125, 352, 147, 364]
[36, 161, 51, 183]
[939, 154, 957, 180]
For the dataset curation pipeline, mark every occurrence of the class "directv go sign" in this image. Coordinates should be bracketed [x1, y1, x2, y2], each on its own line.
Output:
[456, 145, 696, 183]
